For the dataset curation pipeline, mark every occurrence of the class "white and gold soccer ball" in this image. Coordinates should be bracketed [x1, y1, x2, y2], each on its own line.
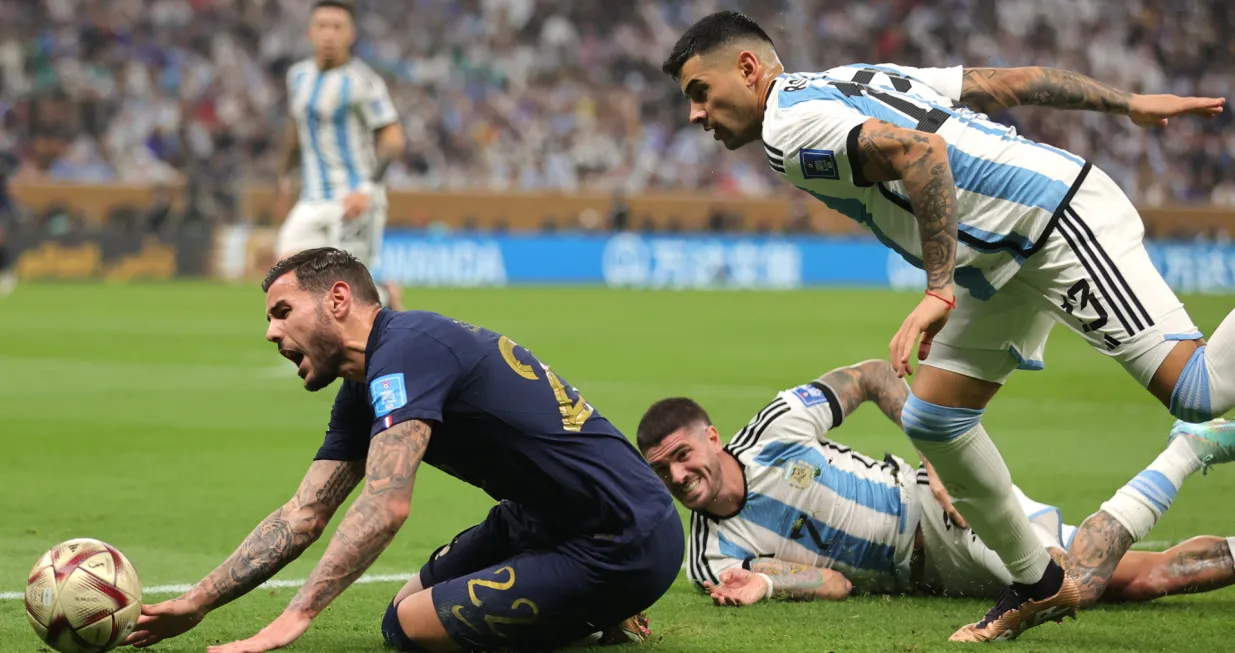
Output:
[25, 538, 143, 653]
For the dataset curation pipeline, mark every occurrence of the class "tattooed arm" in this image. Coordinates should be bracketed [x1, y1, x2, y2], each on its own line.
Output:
[854, 118, 959, 376]
[854, 119, 956, 296]
[704, 559, 852, 605]
[749, 559, 852, 601]
[121, 459, 365, 648]
[187, 459, 365, 611]
[818, 359, 909, 428]
[284, 419, 429, 618]
[958, 67, 1225, 127]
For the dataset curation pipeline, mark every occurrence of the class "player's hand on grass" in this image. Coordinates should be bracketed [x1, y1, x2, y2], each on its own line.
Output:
[342, 191, 370, 219]
[206, 610, 312, 653]
[703, 569, 772, 607]
[1127, 94, 1225, 128]
[122, 597, 208, 648]
[890, 290, 954, 377]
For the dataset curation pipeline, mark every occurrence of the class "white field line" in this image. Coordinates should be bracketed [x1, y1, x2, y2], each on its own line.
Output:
[0, 540, 1184, 601]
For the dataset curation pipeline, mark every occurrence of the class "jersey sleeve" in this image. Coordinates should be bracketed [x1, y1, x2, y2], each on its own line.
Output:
[356, 71, 399, 131]
[876, 64, 963, 102]
[766, 90, 872, 188]
[315, 381, 373, 461]
[366, 330, 462, 437]
[773, 381, 846, 444]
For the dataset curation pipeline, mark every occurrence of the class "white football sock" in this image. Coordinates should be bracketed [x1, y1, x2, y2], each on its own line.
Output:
[1099, 438, 1199, 540]
[914, 423, 1051, 584]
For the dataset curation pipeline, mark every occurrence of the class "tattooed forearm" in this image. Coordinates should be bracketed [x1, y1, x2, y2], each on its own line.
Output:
[196, 506, 317, 610]
[1065, 510, 1136, 606]
[287, 420, 431, 617]
[854, 120, 957, 292]
[960, 67, 1131, 115]
[819, 360, 909, 426]
[189, 460, 364, 611]
[749, 559, 852, 601]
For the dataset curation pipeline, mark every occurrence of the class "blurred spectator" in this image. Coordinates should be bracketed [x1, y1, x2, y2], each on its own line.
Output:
[0, 0, 1229, 211]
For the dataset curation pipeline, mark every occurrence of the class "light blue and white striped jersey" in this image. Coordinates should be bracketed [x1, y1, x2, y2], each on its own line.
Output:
[287, 58, 399, 201]
[686, 381, 925, 595]
[762, 63, 1089, 298]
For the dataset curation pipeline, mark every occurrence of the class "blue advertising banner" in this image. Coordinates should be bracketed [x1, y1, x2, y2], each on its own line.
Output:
[372, 231, 1235, 294]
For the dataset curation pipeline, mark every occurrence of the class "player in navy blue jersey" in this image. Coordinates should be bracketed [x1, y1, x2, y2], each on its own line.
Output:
[123, 247, 682, 653]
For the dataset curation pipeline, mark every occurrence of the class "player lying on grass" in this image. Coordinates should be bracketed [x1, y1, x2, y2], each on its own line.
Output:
[639, 360, 1235, 614]
[662, 11, 1233, 641]
[123, 247, 682, 653]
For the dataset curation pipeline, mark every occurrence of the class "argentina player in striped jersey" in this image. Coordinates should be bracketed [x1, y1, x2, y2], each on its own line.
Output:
[664, 10, 1233, 642]
[275, 1, 406, 310]
[637, 360, 1235, 612]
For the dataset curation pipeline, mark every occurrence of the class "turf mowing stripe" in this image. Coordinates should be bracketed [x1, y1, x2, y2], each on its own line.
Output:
[0, 541, 1183, 601]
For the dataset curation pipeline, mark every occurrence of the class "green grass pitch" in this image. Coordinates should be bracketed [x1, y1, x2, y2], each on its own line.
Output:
[1, 283, 1232, 653]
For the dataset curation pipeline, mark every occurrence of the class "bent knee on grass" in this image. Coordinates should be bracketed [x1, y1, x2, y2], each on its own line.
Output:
[392, 587, 461, 653]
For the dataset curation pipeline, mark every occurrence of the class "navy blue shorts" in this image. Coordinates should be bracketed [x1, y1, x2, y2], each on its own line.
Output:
[385, 501, 682, 652]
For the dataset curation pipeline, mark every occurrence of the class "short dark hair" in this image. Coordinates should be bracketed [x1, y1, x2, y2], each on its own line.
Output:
[662, 10, 774, 80]
[637, 398, 713, 452]
[261, 247, 380, 306]
[312, 0, 354, 17]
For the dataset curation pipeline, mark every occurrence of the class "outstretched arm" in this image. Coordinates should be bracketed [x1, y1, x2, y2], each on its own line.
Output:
[704, 559, 852, 606]
[123, 459, 365, 648]
[959, 67, 1225, 127]
[205, 420, 431, 653]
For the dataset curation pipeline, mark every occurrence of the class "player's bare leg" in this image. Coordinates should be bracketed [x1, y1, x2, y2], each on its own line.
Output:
[1065, 418, 1235, 605]
[385, 587, 463, 653]
[906, 365, 1080, 643]
[1097, 537, 1235, 603]
[393, 574, 423, 605]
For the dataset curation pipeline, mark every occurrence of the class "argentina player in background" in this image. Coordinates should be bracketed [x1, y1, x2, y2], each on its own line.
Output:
[662, 10, 1231, 642]
[638, 361, 1235, 612]
[274, 1, 405, 310]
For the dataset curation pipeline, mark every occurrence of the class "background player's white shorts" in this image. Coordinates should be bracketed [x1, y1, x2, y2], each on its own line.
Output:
[925, 164, 1200, 387]
[918, 484, 1077, 598]
[275, 194, 389, 268]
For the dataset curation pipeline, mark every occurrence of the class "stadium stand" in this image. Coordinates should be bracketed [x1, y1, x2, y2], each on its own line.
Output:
[0, 0, 1231, 229]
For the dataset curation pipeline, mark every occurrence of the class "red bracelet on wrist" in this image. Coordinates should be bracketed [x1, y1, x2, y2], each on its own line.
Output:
[925, 291, 956, 310]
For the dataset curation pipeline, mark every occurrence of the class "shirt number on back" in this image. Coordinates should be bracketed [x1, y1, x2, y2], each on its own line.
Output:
[498, 336, 594, 432]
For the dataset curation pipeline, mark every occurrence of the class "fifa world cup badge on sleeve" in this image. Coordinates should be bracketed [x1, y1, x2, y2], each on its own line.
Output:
[371, 373, 408, 417]
[799, 149, 840, 180]
[792, 384, 830, 407]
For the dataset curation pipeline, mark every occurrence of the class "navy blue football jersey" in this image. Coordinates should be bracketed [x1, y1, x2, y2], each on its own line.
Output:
[316, 310, 674, 542]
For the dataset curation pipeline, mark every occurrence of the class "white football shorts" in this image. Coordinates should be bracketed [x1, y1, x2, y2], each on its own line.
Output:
[275, 193, 389, 268]
[924, 163, 1199, 387]
[917, 483, 1077, 598]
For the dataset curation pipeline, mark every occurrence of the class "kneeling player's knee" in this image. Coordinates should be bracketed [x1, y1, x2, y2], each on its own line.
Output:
[381, 601, 430, 652]
[1168, 345, 1232, 422]
[901, 392, 985, 442]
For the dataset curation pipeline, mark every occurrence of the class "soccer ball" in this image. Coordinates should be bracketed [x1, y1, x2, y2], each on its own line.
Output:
[25, 538, 143, 653]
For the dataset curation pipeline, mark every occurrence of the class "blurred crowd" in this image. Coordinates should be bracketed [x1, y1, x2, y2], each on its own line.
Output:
[0, 0, 1233, 229]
